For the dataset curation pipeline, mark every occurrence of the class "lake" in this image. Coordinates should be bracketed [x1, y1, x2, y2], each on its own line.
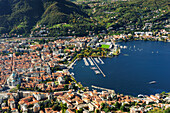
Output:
[70, 41, 170, 96]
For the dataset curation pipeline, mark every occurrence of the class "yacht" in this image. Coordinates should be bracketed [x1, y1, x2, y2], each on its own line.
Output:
[149, 81, 156, 84]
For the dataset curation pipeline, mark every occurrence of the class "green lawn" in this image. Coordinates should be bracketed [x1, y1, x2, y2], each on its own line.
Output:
[101, 44, 110, 49]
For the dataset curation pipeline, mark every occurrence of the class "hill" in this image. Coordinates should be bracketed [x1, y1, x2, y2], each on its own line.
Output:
[0, 0, 169, 37]
[0, 0, 87, 36]
[79, 0, 169, 34]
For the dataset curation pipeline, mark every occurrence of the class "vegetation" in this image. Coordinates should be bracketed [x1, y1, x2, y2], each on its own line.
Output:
[0, 0, 87, 36]
[148, 107, 170, 113]
[0, 0, 169, 36]
[39, 99, 67, 112]
[76, 47, 110, 58]
[101, 44, 110, 49]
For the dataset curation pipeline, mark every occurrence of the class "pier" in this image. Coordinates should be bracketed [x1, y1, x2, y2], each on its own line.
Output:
[98, 57, 104, 64]
[88, 57, 94, 66]
[68, 59, 77, 69]
[91, 57, 106, 77]
[83, 58, 89, 66]
[91, 85, 115, 94]
[94, 58, 100, 63]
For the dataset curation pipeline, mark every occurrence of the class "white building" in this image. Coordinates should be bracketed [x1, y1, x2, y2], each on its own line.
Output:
[7, 71, 21, 88]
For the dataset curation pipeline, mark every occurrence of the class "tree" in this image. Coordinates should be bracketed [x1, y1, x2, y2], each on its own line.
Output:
[60, 102, 67, 113]
[64, 85, 68, 90]
[95, 109, 100, 113]
[161, 91, 166, 95]
[52, 104, 59, 111]
[103, 107, 110, 113]
[120, 105, 126, 112]
[164, 107, 170, 113]
[114, 102, 121, 110]
[17, 84, 20, 89]
[101, 103, 105, 109]
[77, 108, 83, 113]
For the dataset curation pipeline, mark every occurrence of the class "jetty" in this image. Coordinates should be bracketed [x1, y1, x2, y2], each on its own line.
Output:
[98, 57, 104, 64]
[91, 57, 106, 77]
[83, 58, 89, 66]
[68, 59, 77, 69]
[88, 57, 94, 66]
[91, 85, 115, 94]
[94, 58, 100, 63]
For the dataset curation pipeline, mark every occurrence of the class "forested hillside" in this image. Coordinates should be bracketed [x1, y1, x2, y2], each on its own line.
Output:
[0, 0, 169, 37]
[0, 0, 87, 36]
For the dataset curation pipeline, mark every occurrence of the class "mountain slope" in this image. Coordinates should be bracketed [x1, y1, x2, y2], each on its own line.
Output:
[0, 0, 87, 35]
[39, 0, 87, 25]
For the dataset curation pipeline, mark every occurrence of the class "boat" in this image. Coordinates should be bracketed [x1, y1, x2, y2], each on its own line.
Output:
[149, 81, 156, 84]
[70, 72, 74, 76]
[94, 70, 100, 74]
[90, 67, 97, 70]
[138, 94, 144, 98]
[123, 54, 129, 56]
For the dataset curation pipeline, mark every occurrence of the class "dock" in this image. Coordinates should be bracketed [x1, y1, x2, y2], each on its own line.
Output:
[98, 57, 104, 64]
[68, 59, 77, 69]
[88, 57, 94, 66]
[83, 58, 89, 66]
[91, 57, 106, 77]
[91, 85, 115, 94]
[94, 58, 100, 63]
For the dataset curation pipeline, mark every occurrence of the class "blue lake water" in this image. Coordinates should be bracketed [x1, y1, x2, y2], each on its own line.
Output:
[70, 41, 170, 96]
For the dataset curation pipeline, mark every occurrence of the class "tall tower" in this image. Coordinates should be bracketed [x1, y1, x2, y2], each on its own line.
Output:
[12, 53, 16, 72]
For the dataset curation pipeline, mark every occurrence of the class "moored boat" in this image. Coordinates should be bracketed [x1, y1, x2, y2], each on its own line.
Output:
[149, 81, 156, 84]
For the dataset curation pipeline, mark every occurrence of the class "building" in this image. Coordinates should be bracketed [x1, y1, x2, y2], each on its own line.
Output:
[7, 71, 21, 88]
[33, 103, 40, 113]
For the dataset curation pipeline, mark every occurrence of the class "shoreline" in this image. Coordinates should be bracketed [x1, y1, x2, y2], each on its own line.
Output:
[69, 40, 170, 97]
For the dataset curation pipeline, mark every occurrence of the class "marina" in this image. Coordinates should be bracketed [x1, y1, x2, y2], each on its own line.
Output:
[94, 58, 100, 63]
[98, 57, 104, 64]
[71, 41, 170, 96]
[91, 57, 106, 77]
[83, 58, 89, 66]
[88, 57, 94, 66]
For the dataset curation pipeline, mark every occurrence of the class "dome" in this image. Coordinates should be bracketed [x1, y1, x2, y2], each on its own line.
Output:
[11, 72, 15, 76]
[11, 71, 16, 79]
